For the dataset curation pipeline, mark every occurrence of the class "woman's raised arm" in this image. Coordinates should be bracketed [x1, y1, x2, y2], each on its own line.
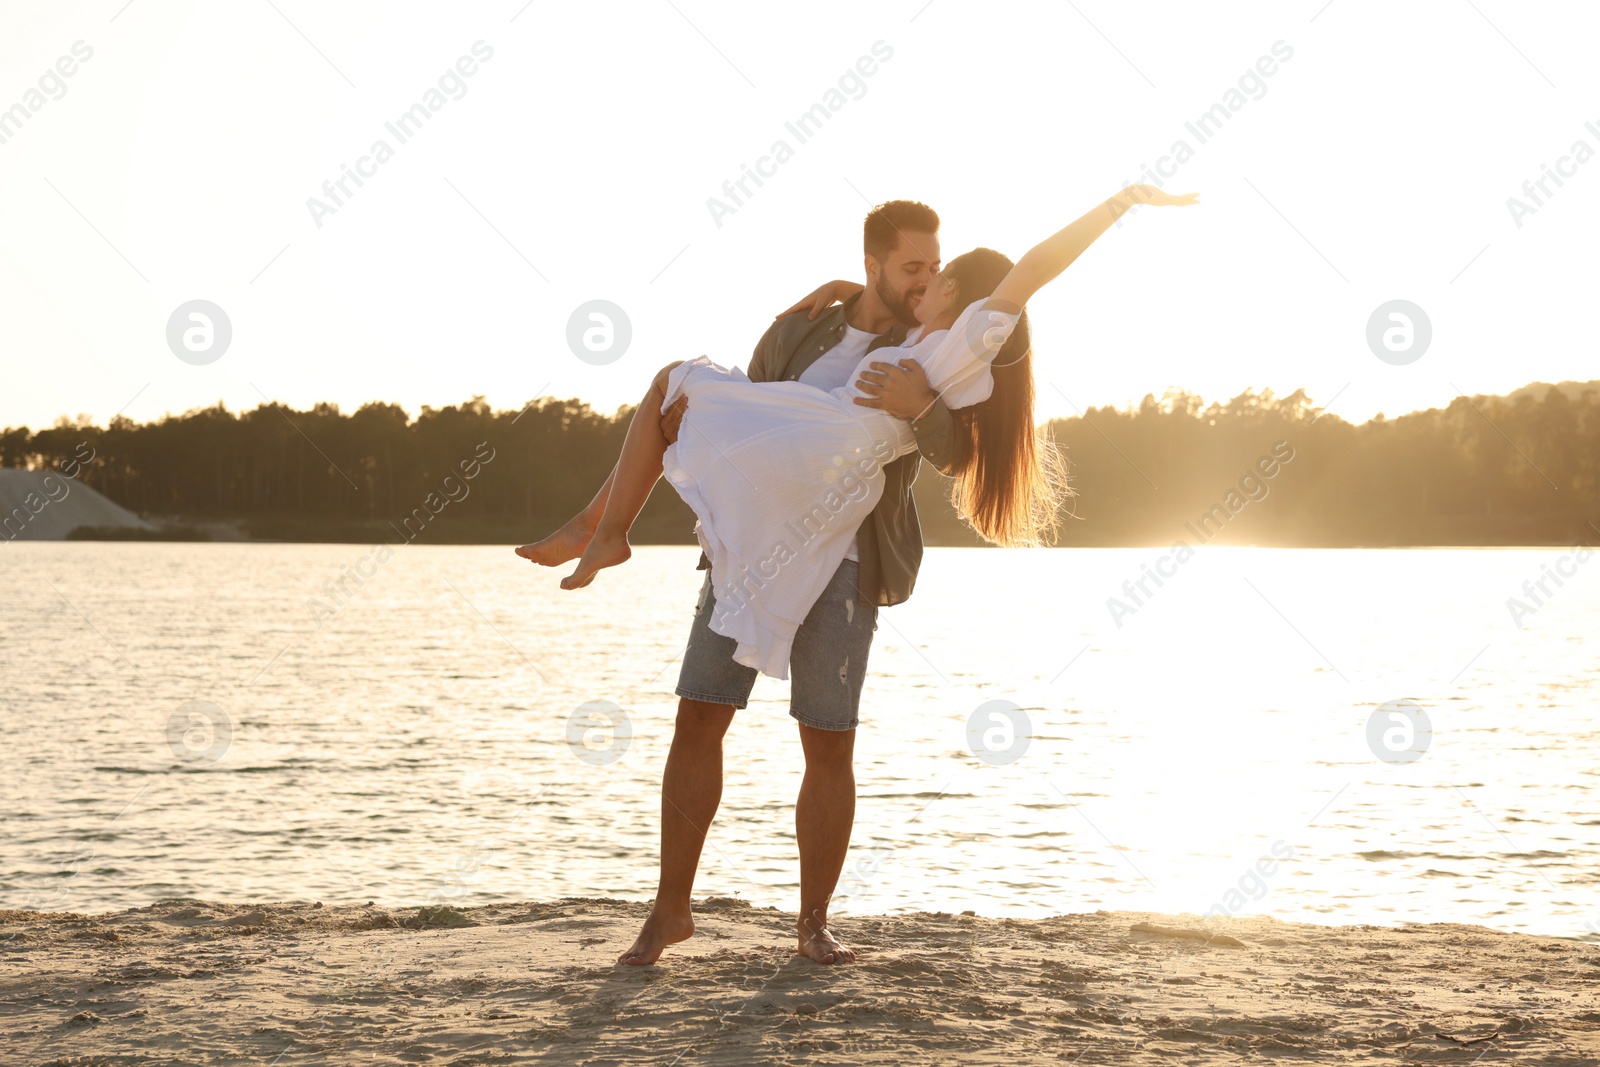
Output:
[990, 184, 1198, 310]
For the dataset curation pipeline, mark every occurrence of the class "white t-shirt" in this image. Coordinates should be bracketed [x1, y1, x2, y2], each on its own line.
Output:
[796, 324, 878, 561]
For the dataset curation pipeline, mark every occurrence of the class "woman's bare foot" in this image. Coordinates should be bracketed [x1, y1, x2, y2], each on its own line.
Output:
[561, 532, 631, 589]
[515, 518, 595, 567]
[796, 924, 856, 964]
[617, 908, 695, 966]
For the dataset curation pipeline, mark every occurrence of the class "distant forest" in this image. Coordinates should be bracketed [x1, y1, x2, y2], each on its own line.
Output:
[4, 380, 1597, 547]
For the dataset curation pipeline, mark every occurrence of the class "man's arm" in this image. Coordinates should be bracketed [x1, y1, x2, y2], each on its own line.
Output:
[773, 279, 862, 322]
[857, 356, 958, 474]
[909, 392, 956, 474]
[746, 316, 784, 383]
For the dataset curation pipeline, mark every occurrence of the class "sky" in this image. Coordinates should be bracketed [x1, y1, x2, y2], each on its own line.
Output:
[1, 0, 1596, 432]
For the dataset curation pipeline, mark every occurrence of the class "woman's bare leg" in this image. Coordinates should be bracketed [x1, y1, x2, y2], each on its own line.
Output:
[562, 362, 682, 589]
[515, 464, 615, 566]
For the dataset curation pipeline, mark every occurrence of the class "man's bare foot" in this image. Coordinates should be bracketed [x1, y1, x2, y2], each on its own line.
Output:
[617, 909, 695, 966]
[796, 924, 856, 965]
[561, 532, 631, 589]
[515, 518, 595, 567]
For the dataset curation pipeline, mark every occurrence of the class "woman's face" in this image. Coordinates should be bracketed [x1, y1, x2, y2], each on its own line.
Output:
[914, 269, 958, 327]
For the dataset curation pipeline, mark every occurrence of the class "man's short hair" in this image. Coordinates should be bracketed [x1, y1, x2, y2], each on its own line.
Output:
[863, 200, 940, 262]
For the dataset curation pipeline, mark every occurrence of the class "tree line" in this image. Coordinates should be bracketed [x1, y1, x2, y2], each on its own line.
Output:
[3, 380, 1596, 546]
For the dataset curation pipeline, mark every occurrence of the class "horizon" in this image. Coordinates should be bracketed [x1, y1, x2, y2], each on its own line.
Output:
[13, 373, 1599, 433]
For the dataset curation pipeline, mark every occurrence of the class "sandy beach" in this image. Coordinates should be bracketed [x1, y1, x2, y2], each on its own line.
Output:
[3, 898, 1597, 1065]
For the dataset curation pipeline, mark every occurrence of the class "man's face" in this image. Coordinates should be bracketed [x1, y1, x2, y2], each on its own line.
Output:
[872, 231, 941, 328]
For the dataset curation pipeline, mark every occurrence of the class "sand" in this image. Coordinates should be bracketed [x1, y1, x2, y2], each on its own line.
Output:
[0, 469, 152, 541]
[2, 898, 1597, 1065]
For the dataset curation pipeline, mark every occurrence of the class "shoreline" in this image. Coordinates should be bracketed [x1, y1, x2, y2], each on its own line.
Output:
[4, 898, 1597, 1063]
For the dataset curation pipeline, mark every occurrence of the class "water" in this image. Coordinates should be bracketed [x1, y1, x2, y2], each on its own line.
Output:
[2, 543, 1596, 940]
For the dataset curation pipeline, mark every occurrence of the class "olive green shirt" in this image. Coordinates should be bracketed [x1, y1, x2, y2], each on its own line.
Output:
[693, 292, 957, 607]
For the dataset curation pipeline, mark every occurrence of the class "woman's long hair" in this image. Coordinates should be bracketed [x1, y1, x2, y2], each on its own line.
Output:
[939, 248, 1072, 547]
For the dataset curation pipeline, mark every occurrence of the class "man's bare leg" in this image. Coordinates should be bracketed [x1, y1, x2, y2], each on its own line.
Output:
[516, 464, 615, 566]
[563, 361, 682, 589]
[618, 697, 735, 965]
[795, 722, 858, 964]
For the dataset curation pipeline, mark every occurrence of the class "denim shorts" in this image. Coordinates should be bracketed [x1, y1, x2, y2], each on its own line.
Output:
[675, 559, 878, 731]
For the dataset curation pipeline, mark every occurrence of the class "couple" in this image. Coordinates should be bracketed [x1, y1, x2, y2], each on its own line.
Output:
[518, 184, 1197, 965]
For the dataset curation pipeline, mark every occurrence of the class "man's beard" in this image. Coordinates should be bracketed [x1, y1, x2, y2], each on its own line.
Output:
[876, 275, 923, 328]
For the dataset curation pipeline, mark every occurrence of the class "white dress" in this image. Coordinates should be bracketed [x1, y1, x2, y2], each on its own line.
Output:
[660, 298, 1021, 679]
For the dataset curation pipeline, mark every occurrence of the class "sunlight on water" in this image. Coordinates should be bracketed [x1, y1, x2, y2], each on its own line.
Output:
[2, 543, 1595, 939]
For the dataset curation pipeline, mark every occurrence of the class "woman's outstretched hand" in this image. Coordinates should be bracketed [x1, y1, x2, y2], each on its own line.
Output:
[1119, 184, 1200, 208]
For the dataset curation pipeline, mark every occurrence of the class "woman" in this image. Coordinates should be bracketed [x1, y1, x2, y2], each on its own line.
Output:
[518, 183, 1197, 677]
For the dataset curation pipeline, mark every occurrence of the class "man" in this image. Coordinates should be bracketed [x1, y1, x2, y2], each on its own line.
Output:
[618, 200, 952, 966]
